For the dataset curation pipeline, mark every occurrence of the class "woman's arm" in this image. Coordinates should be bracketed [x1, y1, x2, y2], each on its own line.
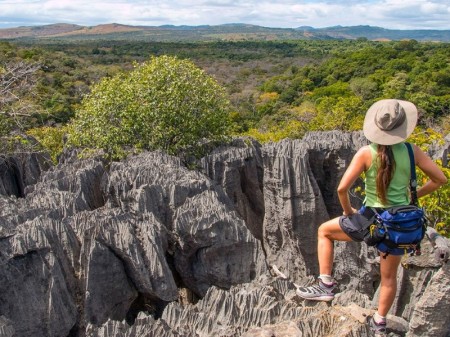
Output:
[337, 146, 371, 215]
[413, 144, 447, 198]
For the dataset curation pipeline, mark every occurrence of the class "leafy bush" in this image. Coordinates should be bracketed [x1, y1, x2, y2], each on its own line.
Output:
[243, 120, 304, 143]
[309, 96, 365, 131]
[68, 55, 232, 160]
[27, 126, 68, 163]
[409, 129, 450, 237]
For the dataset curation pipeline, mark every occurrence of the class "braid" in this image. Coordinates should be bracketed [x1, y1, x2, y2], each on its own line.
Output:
[376, 145, 395, 204]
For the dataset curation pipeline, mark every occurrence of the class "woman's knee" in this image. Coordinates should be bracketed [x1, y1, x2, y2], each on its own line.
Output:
[318, 224, 329, 239]
[318, 218, 340, 239]
[380, 274, 398, 288]
[380, 256, 402, 286]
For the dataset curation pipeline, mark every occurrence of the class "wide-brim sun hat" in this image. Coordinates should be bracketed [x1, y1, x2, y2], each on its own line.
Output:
[363, 99, 418, 145]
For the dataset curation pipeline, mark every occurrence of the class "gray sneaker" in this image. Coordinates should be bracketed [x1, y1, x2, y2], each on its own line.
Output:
[367, 315, 387, 336]
[296, 278, 337, 301]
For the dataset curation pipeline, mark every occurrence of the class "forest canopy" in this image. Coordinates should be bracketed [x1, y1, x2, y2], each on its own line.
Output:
[2, 39, 450, 140]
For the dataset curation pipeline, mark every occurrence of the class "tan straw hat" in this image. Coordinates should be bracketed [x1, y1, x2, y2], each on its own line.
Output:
[363, 99, 418, 145]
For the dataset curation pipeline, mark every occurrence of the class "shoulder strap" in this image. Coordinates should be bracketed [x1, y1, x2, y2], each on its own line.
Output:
[405, 142, 418, 205]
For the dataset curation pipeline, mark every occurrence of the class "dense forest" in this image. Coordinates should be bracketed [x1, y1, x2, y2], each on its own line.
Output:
[2, 39, 449, 135]
[1, 38, 449, 232]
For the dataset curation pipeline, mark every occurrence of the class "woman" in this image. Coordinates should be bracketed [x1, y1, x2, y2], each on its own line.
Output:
[296, 99, 447, 335]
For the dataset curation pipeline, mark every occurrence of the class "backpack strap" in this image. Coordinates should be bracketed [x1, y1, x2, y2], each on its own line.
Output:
[405, 142, 418, 206]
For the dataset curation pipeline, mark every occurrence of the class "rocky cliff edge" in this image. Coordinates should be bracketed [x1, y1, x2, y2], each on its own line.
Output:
[0, 131, 448, 337]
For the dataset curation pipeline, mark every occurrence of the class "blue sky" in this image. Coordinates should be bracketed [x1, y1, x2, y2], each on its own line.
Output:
[0, 0, 449, 30]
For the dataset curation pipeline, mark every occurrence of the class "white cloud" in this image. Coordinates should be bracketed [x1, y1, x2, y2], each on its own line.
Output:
[0, 0, 449, 29]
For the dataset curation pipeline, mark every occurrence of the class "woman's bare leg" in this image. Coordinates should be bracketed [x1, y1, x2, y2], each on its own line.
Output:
[377, 254, 402, 317]
[297, 216, 357, 301]
[317, 217, 352, 275]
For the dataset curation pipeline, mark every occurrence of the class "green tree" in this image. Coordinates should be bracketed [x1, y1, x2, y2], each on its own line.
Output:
[0, 60, 41, 136]
[310, 96, 364, 131]
[382, 72, 408, 99]
[68, 55, 232, 160]
[349, 77, 379, 100]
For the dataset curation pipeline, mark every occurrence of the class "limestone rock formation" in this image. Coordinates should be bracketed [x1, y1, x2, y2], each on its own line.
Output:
[0, 316, 14, 337]
[0, 150, 52, 197]
[0, 131, 448, 337]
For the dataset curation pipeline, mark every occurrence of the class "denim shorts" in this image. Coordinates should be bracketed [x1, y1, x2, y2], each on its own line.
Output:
[339, 206, 375, 242]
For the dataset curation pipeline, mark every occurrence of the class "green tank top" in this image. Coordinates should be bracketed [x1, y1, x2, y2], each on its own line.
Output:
[364, 142, 411, 207]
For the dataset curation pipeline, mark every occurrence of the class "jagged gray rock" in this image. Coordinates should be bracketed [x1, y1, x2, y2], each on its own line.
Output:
[407, 263, 450, 337]
[104, 151, 266, 298]
[0, 151, 52, 197]
[85, 276, 379, 337]
[0, 316, 15, 337]
[0, 131, 448, 337]
[201, 138, 265, 241]
[261, 138, 327, 279]
[85, 313, 180, 337]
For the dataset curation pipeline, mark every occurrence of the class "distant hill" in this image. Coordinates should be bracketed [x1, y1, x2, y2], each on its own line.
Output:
[310, 25, 450, 42]
[0, 22, 449, 42]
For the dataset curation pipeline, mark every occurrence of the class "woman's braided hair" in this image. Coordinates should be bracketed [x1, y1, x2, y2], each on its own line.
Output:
[376, 145, 396, 204]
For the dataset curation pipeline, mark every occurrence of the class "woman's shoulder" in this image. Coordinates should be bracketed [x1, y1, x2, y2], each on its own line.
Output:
[358, 144, 375, 156]
[354, 145, 373, 169]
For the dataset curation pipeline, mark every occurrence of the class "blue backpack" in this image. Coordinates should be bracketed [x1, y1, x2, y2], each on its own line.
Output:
[373, 205, 426, 256]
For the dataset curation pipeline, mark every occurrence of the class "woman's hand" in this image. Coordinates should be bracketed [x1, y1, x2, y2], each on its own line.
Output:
[343, 207, 357, 216]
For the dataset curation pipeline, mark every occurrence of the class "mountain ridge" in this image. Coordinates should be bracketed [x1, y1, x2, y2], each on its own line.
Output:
[1, 22, 450, 42]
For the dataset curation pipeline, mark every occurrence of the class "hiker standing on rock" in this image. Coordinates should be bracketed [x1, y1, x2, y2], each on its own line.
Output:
[296, 99, 448, 335]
